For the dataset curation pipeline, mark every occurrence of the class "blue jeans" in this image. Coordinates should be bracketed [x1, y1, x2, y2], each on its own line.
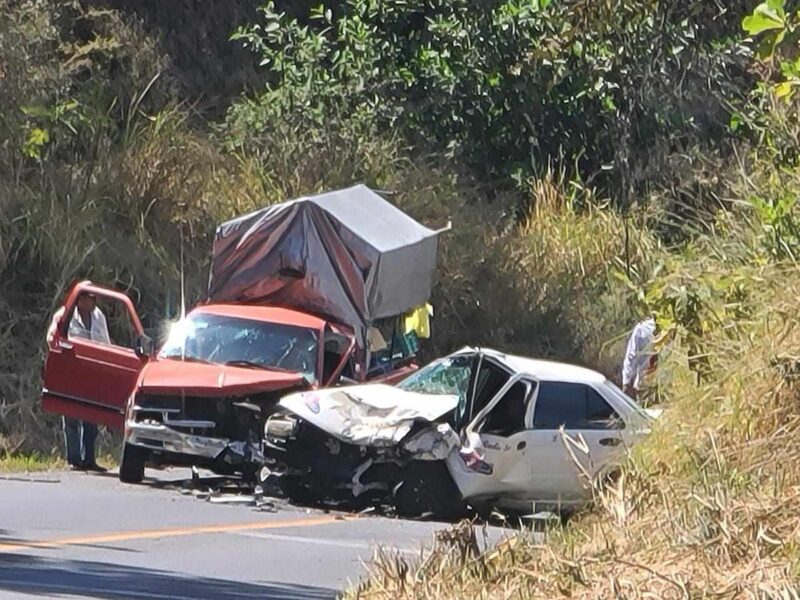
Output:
[63, 417, 98, 466]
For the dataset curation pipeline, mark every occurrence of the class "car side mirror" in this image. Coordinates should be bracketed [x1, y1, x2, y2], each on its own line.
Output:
[135, 334, 155, 359]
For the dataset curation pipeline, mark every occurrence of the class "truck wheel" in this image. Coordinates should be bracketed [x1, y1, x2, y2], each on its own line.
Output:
[119, 443, 147, 484]
[394, 462, 466, 520]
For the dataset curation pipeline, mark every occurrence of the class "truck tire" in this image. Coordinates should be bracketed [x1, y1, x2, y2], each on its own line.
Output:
[394, 462, 466, 520]
[119, 443, 147, 483]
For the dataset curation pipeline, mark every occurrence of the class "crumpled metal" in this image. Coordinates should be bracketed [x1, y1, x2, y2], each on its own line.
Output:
[278, 384, 458, 447]
[402, 423, 461, 460]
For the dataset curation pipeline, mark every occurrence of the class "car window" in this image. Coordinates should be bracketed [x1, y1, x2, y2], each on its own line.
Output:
[469, 359, 510, 423]
[604, 380, 651, 421]
[477, 380, 532, 437]
[533, 382, 623, 430]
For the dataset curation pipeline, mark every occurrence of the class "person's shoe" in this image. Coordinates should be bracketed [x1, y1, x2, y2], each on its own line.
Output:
[82, 462, 107, 473]
[69, 463, 86, 471]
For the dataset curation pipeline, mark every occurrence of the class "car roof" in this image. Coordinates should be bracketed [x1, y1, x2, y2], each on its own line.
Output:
[454, 347, 607, 385]
[191, 303, 328, 330]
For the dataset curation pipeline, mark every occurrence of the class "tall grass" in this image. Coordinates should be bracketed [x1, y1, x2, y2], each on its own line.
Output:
[0, 1, 262, 452]
[391, 165, 663, 376]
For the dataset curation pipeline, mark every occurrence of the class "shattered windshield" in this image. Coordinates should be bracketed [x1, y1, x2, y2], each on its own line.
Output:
[159, 313, 319, 383]
[397, 355, 472, 404]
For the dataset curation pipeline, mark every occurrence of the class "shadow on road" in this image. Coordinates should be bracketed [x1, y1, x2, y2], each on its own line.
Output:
[0, 553, 337, 599]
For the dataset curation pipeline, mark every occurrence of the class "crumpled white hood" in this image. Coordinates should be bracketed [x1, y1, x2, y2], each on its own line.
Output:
[278, 384, 459, 447]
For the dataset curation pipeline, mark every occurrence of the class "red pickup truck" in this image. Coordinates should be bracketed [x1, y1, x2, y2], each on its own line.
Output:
[42, 185, 442, 483]
[43, 280, 416, 482]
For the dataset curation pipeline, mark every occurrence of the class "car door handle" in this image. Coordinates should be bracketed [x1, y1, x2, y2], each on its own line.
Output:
[599, 437, 622, 447]
[57, 340, 74, 351]
[516, 441, 526, 450]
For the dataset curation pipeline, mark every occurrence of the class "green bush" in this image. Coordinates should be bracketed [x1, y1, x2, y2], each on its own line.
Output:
[229, 0, 756, 211]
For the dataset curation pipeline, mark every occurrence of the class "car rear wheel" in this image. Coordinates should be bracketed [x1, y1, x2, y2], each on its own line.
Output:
[119, 443, 147, 483]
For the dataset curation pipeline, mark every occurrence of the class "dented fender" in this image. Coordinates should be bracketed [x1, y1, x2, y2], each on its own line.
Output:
[401, 423, 461, 460]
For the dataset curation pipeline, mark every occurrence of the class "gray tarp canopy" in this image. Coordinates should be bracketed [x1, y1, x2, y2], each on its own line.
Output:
[208, 185, 440, 347]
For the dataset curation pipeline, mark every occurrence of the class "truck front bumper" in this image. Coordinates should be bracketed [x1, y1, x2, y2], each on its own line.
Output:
[125, 420, 264, 465]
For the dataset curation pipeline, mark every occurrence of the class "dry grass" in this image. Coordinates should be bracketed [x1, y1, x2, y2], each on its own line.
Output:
[0, 453, 64, 473]
[0, 1, 265, 452]
[388, 163, 663, 375]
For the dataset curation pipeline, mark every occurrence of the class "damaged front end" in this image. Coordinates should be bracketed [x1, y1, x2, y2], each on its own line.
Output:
[264, 416, 406, 505]
[262, 385, 464, 513]
[127, 386, 306, 477]
[126, 394, 268, 470]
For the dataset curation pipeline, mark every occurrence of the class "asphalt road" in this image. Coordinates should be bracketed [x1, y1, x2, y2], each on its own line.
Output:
[0, 468, 510, 599]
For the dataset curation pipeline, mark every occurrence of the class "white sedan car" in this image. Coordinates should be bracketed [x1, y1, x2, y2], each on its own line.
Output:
[264, 347, 654, 516]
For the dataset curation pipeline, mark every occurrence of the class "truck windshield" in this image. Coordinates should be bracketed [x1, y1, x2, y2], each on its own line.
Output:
[159, 313, 319, 383]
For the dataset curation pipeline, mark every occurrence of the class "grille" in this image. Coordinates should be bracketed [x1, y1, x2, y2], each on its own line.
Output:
[134, 392, 294, 440]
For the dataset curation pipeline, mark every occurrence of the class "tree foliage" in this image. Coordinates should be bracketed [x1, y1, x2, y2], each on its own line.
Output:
[229, 0, 754, 204]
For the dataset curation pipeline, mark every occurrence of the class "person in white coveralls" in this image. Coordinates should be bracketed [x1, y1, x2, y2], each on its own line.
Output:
[621, 316, 658, 399]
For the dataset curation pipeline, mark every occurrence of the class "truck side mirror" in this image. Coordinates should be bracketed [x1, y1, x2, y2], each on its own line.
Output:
[135, 334, 155, 359]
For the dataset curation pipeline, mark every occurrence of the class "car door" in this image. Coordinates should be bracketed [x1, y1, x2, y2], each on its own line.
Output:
[42, 281, 148, 430]
[527, 381, 627, 505]
[447, 375, 537, 504]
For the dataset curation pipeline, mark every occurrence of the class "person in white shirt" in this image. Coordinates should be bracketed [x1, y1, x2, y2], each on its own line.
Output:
[621, 316, 657, 398]
[68, 292, 110, 345]
[47, 292, 111, 471]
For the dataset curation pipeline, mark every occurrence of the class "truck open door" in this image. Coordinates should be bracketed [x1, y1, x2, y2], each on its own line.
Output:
[42, 281, 151, 430]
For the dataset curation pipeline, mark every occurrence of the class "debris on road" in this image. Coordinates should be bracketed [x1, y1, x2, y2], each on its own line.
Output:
[208, 493, 258, 505]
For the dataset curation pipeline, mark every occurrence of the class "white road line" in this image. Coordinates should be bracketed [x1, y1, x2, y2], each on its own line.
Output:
[232, 531, 421, 555]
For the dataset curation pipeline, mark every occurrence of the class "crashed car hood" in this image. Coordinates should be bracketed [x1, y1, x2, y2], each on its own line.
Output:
[140, 359, 306, 397]
[279, 384, 458, 447]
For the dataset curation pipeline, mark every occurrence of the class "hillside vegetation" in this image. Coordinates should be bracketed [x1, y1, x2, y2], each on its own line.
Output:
[1, 0, 800, 594]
